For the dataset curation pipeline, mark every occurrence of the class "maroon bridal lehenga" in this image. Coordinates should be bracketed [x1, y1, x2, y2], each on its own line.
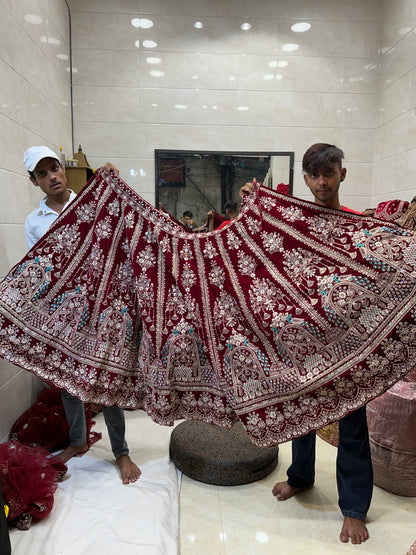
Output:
[1, 172, 416, 448]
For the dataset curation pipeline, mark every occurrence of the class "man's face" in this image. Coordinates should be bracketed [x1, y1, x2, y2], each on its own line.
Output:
[303, 162, 346, 206]
[30, 157, 67, 196]
[182, 215, 193, 226]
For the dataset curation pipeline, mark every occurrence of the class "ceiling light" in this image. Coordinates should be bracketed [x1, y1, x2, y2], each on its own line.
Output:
[237, 106, 250, 111]
[146, 57, 162, 64]
[143, 40, 158, 48]
[174, 104, 187, 109]
[131, 18, 154, 29]
[24, 14, 42, 24]
[193, 21, 204, 29]
[40, 35, 60, 45]
[291, 22, 311, 32]
[277, 60, 288, 68]
[134, 40, 140, 48]
[149, 70, 165, 77]
[57, 53, 69, 60]
[262, 74, 274, 80]
[282, 43, 299, 52]
[241, 22, 252, 31]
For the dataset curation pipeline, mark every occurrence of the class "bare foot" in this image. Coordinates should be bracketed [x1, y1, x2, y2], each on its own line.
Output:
[116, 454, 141, 484]
[340, 517, 369, 544]
[56, 442, 89, 463]
[272, 480, 312, 500]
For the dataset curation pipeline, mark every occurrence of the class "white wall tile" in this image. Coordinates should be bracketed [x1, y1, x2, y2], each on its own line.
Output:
[0, 0, 71, 436]
[0, 368, 43, 441]
[2, 0, 416, 441]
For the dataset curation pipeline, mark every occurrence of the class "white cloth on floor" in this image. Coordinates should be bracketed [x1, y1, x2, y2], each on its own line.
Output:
[10, 454, 180, 555]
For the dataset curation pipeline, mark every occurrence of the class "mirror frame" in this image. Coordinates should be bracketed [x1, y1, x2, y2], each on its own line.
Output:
[155, 149, 295, 209]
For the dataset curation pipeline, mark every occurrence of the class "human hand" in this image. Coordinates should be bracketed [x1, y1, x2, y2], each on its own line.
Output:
[100, 162, 119, 176]
[239, 177, 257, 198]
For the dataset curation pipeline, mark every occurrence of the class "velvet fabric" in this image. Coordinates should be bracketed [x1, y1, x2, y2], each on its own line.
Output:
[10, 386, 101, 452]
[0, 441, 66, 529]
[1, 172, 416, 447]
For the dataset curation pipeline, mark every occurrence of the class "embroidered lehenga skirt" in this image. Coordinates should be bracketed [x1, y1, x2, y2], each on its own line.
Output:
[1, 173, 416, 447]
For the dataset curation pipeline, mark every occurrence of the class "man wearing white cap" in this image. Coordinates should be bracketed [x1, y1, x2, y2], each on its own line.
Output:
[23, 146, 141, 485]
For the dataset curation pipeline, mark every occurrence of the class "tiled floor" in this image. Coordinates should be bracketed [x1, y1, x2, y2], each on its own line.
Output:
[11, 410, 415, 554]
[178, 427, 416, 555]
[95, 411, 415, 554]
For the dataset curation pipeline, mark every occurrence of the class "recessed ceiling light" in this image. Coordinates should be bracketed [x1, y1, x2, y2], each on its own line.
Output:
[193, 21, 204, 29]
[40, 35, 60, 45]
[143, 40, 158, 48]
[146, 57, 162, 64]
[134, 40, 140, 48]
[237, 106, 250, 111]
[262, 74, 274, 81]
[174, 104, 187, 109]
[291, 22, 311, 32]
[282, 43, 299, 52]
[150, 70, 165, 77]
[241, 22, 252, 31]
[24, 14, 42, 24]
[131, 18, 154, 29]
[57, 53, 69, 60]
[277, 60, 288, 68]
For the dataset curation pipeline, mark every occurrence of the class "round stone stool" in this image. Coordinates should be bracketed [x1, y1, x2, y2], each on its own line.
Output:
[169, 420, 279, 485]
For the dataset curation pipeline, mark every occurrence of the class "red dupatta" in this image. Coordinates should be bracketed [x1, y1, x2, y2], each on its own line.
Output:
[1, 171, 416, 447]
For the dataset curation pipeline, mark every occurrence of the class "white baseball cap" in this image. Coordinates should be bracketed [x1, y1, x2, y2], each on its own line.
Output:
[23, 146, 60, 172]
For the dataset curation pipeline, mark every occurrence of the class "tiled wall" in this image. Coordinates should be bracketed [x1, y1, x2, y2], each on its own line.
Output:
[1, 0, 416, 441]
[373, 0, 416, 206]
[0, 0, 71, 441]
[68, 0, 381, 211]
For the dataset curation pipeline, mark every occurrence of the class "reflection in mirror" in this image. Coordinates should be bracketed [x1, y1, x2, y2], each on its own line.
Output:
[155, 150, 294, 231]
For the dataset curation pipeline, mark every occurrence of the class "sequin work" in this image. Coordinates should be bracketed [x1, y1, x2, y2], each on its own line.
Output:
[1, 172, 416, 447]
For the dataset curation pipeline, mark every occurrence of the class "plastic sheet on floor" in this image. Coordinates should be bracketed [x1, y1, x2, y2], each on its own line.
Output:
[9, 454, 180, 555]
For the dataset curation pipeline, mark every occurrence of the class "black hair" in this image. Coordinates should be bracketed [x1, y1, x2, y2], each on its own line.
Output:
[302, 143, 344, 175]
[224, 200, 237, 212]
[182, 210, 193, 218]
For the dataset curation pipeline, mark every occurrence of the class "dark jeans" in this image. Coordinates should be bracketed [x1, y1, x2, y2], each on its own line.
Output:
[287, 406, 373, 520]
[61, 391, 129, 459]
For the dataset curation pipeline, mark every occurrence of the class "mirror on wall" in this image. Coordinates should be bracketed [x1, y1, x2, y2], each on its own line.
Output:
[155, 150, 294, 229]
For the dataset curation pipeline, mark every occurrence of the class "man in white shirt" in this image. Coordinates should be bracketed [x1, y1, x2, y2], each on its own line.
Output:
[23, 145, 141, 484]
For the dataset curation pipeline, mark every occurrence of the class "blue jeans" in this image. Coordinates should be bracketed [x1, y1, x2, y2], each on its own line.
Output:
[287, 406, 373, 520]
[61, 391, 129, 459]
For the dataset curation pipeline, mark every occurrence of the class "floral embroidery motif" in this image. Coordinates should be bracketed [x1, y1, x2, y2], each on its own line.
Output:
[0, 172, 416, 447]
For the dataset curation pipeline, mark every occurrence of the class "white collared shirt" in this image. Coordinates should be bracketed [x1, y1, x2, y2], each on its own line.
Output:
[25, 190, 77, 250]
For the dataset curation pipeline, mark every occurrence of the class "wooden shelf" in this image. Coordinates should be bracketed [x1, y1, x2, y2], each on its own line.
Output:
[65, 166, 94, 194]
